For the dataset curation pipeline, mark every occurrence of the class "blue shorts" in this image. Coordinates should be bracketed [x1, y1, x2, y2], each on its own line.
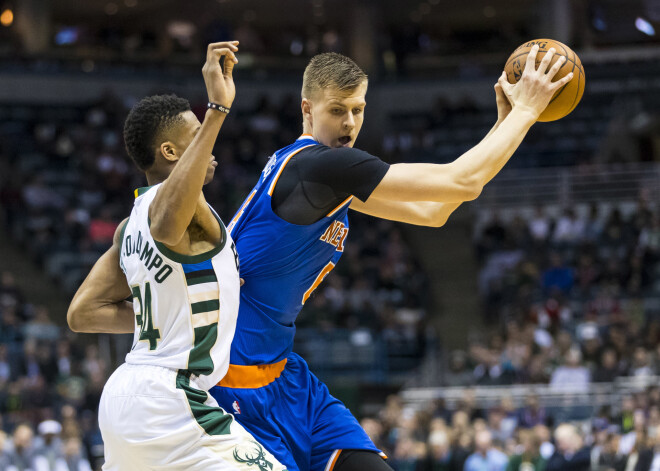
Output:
[209, 353, 381, 471]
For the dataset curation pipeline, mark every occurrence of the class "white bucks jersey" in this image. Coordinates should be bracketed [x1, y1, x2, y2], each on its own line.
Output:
[119, 185, 240, 390]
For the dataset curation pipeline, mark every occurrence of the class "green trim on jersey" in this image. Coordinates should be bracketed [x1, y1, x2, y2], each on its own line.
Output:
[175, 371, 232, 435]
[186, 275, 218, 286]
[135, 186, 154, 197]
[118, 218, 129, 273]
[191, 300, 220, 314]
[149, 215, 228, 264]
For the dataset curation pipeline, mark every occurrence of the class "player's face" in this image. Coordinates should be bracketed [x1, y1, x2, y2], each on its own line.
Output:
[173, 111, 217, 185]
[307, 82, 367, 148]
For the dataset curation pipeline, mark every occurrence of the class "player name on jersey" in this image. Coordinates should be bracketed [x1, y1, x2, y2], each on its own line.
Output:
[123, 230, 173, 283]
[319, 220, 348, 252]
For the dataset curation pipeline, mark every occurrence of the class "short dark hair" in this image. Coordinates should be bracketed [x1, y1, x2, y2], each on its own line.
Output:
[302, 53, 367, 99]
[123, 94, 191, 171]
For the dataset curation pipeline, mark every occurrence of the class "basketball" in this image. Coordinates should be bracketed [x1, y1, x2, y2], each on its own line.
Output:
[504, 38, 585, 122]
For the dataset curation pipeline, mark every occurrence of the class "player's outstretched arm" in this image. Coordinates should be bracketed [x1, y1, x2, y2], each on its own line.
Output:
[351, 199, 462, 227]
[67, 220, 134, 333]
[149, 41, 238, 247]
[368, 45, 572, 205]
[349, 81, 510, 226]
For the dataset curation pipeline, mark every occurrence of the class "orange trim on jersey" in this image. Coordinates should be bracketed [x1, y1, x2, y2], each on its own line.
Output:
[299, 133, 313, 138]
[326, 450, 341, 471]
[267, 144, 315, 196]
[216, 358, 287, 389]
[227, 189, 256, 231]
[326, 196, 353, 218]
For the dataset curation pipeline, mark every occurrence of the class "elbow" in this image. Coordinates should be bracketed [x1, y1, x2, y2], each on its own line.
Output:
[445, 164, 483, 202]
[430, 216, 449, 228]
[462, 181, 483, 201]
[67, 305, 84, 332]
[454, 173, 483, 202]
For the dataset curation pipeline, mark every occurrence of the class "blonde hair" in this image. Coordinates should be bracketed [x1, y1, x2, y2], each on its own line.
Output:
[302, 53, 367, 99]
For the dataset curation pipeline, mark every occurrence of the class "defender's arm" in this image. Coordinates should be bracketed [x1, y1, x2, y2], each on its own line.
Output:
[67, 219, 134, 333]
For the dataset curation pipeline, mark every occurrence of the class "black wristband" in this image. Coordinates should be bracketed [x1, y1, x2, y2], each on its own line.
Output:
[207, 102, 230, 114]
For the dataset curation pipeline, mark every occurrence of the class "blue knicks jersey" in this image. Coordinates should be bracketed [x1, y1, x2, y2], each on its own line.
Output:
[227, 135, 352, 365]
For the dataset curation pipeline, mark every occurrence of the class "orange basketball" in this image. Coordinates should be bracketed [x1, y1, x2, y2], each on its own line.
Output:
[504, 39, 585, 122]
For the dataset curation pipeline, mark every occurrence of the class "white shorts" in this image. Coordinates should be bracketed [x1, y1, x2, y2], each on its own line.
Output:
[99, 363, 287, 471]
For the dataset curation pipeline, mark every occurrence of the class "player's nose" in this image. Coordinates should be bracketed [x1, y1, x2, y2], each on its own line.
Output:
[344, 112, 356, 129]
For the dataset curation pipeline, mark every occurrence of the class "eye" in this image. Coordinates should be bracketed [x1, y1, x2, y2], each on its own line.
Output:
[353, 108, 363, 114]
[331, 108, 343, 114]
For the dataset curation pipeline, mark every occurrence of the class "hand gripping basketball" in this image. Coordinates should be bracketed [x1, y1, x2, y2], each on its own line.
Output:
[498, 44, 574, 120]
[202, 41, 239, 110]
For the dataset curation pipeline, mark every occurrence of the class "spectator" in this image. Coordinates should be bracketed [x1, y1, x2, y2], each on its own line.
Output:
[6, 423, 38, 470]
[546, 424, 590, 471]
[445, 350, 475, 387]
[549, 348, 591, 391]
[552, 208, 585, 245]
[533, 425, 555, 460]
[0, 431, 10, 469]
[518, 394, 547, 428]
[592, 348, 622, 383]
[464, 429, 508, 471]
[541, 253, 574, 296]
[34, 420, 63, 465]
[428, 428, 451, 471]
[506, 429, 546, 471]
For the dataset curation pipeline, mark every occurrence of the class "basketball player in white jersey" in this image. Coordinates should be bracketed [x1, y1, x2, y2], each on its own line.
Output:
[67, 42, 286, 471]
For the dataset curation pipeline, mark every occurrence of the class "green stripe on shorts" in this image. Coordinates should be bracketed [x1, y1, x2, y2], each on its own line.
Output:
[176, 371, 232, 436]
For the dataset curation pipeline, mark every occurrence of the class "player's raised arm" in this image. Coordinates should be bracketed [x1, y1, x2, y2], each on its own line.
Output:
[368, 45, 572, 204]
[148, 41, 238, 246]
[67, 220, 134, 333]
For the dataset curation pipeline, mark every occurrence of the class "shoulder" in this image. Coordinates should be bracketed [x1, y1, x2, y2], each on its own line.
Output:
[113, 218, 130, 246]
[298, 144, 377, 158]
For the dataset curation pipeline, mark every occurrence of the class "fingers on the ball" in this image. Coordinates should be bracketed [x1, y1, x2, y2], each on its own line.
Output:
[547, 56, 566, 78]
[553, 72, 574, 88]
[555, 72, 574, 88]
[539, 48, 556, 73]
[525, 44, 539, 71]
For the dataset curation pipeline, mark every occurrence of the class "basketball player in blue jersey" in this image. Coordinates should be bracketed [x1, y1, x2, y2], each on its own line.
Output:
[209, 45, 573, 471]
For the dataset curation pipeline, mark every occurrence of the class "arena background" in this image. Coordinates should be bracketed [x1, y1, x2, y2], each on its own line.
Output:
[1, 0, 660, 469]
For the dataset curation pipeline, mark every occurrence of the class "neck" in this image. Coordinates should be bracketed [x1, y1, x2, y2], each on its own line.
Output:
[145, 168, 170, 186]
[302, 120, 313, 136]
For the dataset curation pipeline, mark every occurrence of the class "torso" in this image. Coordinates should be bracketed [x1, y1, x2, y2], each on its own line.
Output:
[227, 136, 352, 365]
[121, 184, 240, 390]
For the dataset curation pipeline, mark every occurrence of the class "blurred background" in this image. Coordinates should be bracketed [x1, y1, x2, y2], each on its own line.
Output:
[1, 0, 660, 469]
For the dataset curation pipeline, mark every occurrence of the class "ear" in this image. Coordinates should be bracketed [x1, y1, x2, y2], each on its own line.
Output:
[159, 141, 179, 163]
[301, 98, 312, 124]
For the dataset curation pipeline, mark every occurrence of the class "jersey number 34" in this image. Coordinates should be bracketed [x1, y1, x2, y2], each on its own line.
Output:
[131, 282, 161, 350]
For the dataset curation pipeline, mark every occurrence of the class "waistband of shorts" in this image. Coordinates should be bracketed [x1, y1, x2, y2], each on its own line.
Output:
[120, 363, 204, 390]
[216, 358, 287, 389]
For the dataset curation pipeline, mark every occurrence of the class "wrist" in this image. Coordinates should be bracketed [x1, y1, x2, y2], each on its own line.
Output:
[204, 108, 227, 123]
[508, 107, 539, 125]
[207, 101, 231, 114]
